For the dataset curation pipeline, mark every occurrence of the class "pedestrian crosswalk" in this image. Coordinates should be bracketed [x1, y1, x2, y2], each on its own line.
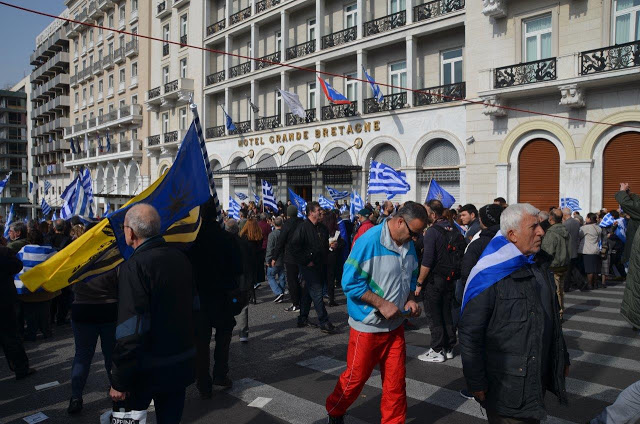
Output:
[225, 282, 637, 424]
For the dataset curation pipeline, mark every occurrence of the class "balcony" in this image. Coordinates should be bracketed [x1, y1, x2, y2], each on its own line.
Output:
[205, 125, 225, 138]
[229, 61, 251, 78]
[173, 0, 189, 9]
[580, 40, 640, 75]
[113, 47, 125, 64]
[364, 92, 407, 114]
[97, 91, 104, 102]
[65, 104, 143, 139]
[180, 35, 187, 47]
[286, 108, 316, 126]
[414, 0, 465, 22]
[364, 11, 406, 37]
[255, 0, 281, 13]
[255, 52, 281, 70]
[97, 32, 104, 45]
[286, 40, 315, 61]
[103, 53, 114, 70]
[206, 70, 225, 86]
[255, 115, 281, 131]
[146, 79, 194, 111]
[88, 0, 99, 18]
[88, 95, 95, 106]
[146, 130, 186, 154]
[322, 27, 357, 50]
[321, 102, 357, 120]
[229, 120, 251, 135]
[130, 8, 139, 23]
[156, 0, 172, 19]
[230, 6, 251, 25]
[118, 18, 126, 30]
[125, 40, 139, 57]
[414, 82, 465, 106]
[147, 86, 161, 101]
[66, 138, 143, 166]
[98, 0, 115, 11]
[163, 43, 169, 56]
[494, 57, 557, 89]
[207, 19, 226, 37]
[107, 86, 114, 98]
[93, 59, 104, 75]
[130, 75, 138, 88]
[118, 81, 126, 94]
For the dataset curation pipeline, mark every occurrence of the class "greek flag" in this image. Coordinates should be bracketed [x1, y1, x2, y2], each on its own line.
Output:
[426, 179, 456, 209]
[340, 204, 348, 215]
[69, 137, 77, 154]
[615, 218, 627, 243]
[0, 172, 11, 195]
[52, 210, 58, 221]
[461, 231, 535, 315]
[350, 190, 364, 221]
[236, 192, 248, 201]
[262, 180, 278, 212]
[327, 186, 349, 201]
[41, 197, 51, 217]
[288, 188, 307, 218]
[61, 171, 94, 219]
[3, 204, 14, 238]
[368, 160, 411, 199]
[363, 66, 384, 103]
[253, 192, 261, 204]
[228, 196, 241, 219]
[599, 213, 615, 227]
[81, 168, 95, 210]
[560, 197, 581, 212]
[14, 245, 56, 294]
[44, 180, 52, 195]
[318, 194, 334, 210]
[104, 202, 111, 216]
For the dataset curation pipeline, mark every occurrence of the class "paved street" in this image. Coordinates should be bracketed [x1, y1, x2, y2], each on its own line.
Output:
[1, 281, 637, 424]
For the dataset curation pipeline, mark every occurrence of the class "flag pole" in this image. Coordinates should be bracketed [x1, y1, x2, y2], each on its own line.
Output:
[366, 157, 372, 204]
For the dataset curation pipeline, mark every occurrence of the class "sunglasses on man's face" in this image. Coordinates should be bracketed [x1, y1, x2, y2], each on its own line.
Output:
[402, 219, 421, 239]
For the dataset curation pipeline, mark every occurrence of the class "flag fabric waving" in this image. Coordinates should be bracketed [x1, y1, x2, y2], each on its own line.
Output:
[362, 66, 384, 103]
[426, 179, 456, 209]
[222, 106, 237, 131]
[460, 231, 535, 315]
[104, 202, 111, 217]
[106, 132, 111, 152]
[350, 190, 364, 221]
[69, 137, 77, 154]
[253, 192, 261, 204]
[3, 204, 14, 238]
[340, 204, 348, 215]
[41, 198, 52, 217]
[0, 172, 12, 195]
[262, 180, 278, 212]
[368, 160, 411, 199]
[228, 196, 241, 219]
[278, 89, 306, 119]
[615, 218, 627, 243]
[288, 188, 307, 218]
[60, 175, 79, 219]
[599, 213, 615, 227]
[14, 245, 56, 294]
[60, 171, 94, 219]
[318, 195, 334, 210]
[318, 77, 351, 105]
[44, 180, 52, 195]
[29, 181, 33, 194]
[327, 186, 349, 201]
[236, 192, 248, 201]
[560, 197, 581, 212]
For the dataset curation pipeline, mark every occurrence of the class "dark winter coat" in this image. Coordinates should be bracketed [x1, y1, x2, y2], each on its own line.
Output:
[292, 219, 329, 267]
[273, 216, 303, 265]
[0, 246, 22, 305]
[618, 190, 640, 328]
[616, 190, 640, 263]
[460, 225, 500, 288]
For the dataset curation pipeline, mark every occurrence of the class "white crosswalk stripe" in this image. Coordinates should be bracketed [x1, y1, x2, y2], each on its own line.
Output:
[564, 293, 622, 304]
[562, 329, 640, 348]
[564, 302, 620, 314]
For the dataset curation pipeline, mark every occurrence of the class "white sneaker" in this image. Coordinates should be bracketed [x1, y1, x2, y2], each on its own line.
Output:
[445, 348, 454, 360]
[418, 348, 445, 363]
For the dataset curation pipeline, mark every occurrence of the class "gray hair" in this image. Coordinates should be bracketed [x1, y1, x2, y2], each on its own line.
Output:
[538, 211, 549, 221]
[396, 201, 428, 224]
[561, 207, 572, 217]
[500, 203, 540, 235]
[10, 221, 26, 237]
[125, 203, 161, 240]
[273, 217, 283, 227]
[225, 218, 239, 234]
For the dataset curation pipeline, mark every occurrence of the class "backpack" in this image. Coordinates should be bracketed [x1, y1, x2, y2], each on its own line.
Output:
[431, 224, 466, 281]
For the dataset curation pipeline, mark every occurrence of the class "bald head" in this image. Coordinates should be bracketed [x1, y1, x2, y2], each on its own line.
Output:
[125, 203, 161, 243]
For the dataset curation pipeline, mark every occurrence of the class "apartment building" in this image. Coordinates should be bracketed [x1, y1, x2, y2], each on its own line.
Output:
[29, 13, 72, 213]
[201, 0, 467, 204]
[64, 0, 152, 212]
[0, 85, 29, 218]
[144, 0, 204, 182]
[467, 0, 640, 211]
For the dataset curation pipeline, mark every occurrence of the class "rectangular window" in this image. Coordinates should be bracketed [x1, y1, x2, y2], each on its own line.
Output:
[163, 24, 170, 41]
[97, 20, 103, 34]
[132, 128, 138, 140]
[276, 31, 282, 52]
[131, 62, 138, 77]
[308, 82, 316, 109]
[82, 33, 87, 48]
[108, 42, 114, 55]
[614, 0, 640, 44]
[276, 90, 282, 114]
[98, 49, 103, 60]
[131, 94, 138, 104]
[119, 68, 125, 82]
[524, 14, 552, 62]
[75, 92, 79, 103]
[119, 34, 125, 48]
[82, 88, 86, 100]
[441, 48, 463, 85]
[108, 104, 114, 112]
[119, 99, 126, 108]
[389, 0, 406, 14]
[180, 107, 187, 130]
[108, 74, 114, 88]
[162, 112, 169, 133]
[89, 84, 94, 96]
[389, 61, 406, 94]
[162, 66, 170, 84]
[180, 58, 187, 78]
[180, 14, 188, 37]
[345, 4, 358, 28]
[119, 5, 126, 21]
[98, 80, 104, 92]
[345, 72, 357, 101]
[308, 19, 316, 42]
[108, 13, 114, 28]
[99, 108, 103, 116]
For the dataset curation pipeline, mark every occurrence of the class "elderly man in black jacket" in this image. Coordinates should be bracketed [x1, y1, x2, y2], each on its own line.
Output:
[459, 203, 569, 424]
[110, 204, 195, 423]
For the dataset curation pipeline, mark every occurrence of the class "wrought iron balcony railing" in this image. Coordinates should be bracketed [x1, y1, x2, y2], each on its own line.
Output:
[148, 134, 161, 146]
[255, 115, 281, 131]
[207, 18, 226, 36]
[206, 70, 225, 85]
[413, 82, 465, 106]
[162, 43, 169, 56]
[148, 86, 161, 100]
[494, 57, 557, 88]
[286, 108, 316, 126]
[286, 40, 316, 60]
[157, 1, 166, 15]
[206, 125, 225, 138]
[229, 61, 251, 78]
[180, 35, 187, 46]
[255, 52, 281, 70]
[255, 0, 281, 13]
[580, 40, 640, 75]
[229, 120, 251, 135]
[321, 27, 357, 49]
[164, 79, 179, 93]
[413, 0, 465, 22]
[364, 92, 407, 114]
[364, 11, 406, 37]
[230, 6, 251, 25]
[164, 130, 179, 143]
[321, 102, 358, 120]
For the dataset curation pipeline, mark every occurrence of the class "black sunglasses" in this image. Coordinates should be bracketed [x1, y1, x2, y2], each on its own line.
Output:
[402, 218, 421, 239]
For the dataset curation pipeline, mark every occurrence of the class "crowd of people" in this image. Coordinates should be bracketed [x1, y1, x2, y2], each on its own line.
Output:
[0, 181, 638, 424]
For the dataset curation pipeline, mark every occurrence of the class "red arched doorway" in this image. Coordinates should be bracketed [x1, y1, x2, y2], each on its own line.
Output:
[603, 132, 640, 211]
[518, 139, 560, 211]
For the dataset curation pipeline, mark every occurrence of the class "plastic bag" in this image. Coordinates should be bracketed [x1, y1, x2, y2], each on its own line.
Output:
[100, 409, 147, 424]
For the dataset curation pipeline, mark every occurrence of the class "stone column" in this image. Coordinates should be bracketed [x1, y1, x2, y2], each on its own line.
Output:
[280, 11, 289, 61]
[406, 35, 416, 107]
[356, 0, 364, 39]
[357, 50, 365, 115]
[315, 0, 324, 50]
[315, 61, 324, 122]
[225, 0, 231, 27]
[406, 0, 414, 24]
[495, 163, 509, 203]
[250, 23, 259, 71]
[404, 168, 418, 202]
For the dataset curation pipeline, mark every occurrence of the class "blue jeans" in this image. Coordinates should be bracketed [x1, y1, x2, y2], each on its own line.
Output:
[71, 320, 116, 399]
[298, 265, 329, 326]
[267, 265, 287, 295]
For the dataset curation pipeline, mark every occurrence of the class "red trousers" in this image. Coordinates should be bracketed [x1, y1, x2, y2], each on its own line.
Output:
[326, 326, 407, 423]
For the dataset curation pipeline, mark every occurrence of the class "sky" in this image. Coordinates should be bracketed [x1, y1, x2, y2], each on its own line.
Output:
[0, 1, 66, 89]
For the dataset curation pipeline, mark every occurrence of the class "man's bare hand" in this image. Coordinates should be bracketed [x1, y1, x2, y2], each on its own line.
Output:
[404, 300, 422, 317]
[271, 259, 276, 267]
[620, 182, 630, 192]
[378, 300, 401, 319]
[472, 391, 486, 402]
[110, 387, 127, 401]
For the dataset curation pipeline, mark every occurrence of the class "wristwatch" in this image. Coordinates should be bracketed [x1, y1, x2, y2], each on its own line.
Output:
[416, 281, 424, 288]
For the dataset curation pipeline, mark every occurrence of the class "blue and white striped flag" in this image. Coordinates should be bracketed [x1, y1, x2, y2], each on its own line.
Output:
[560, 197, 581, 212]
[48, 134, 53, 143]
[318, 194, 334, 210]
[461, 231, 535, 315]
[52, 210, 58, 221]
[599, 213, 615, 227]
[340, 204, 348, 215]
[262, 180, 278, 212]
[350, 190, 364, 221]
[327, 186, 349, 201]
[44, 180, 52, 195]
[40, 197, 51, 217]
[14, 245, 56, 294]
[3, 204, 14, 239]
[368, 160, 410, 200]
[69, 137, 77, 154]
[60, 176, 79, 219]
[60, 170, 94, 219]
[228, 196, 241, 219]
[81, 168, 95, 217]
[362, 66, 384, 103]
[0, 172, 12, 195]
[253, 192, 261, 204]
[288, 188, 307, 218]
[104, 202, 111, 216]
[615, 218, 627, 243]
[236, 192, 248, 201]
